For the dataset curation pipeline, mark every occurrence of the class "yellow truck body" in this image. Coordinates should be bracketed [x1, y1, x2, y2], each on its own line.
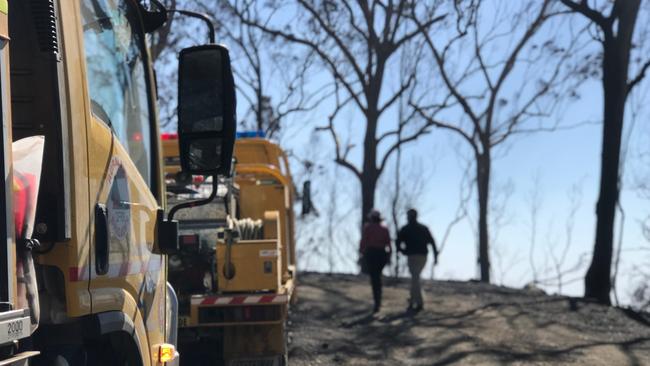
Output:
[165, 136, 297, 365]
[0, 1, 185, 364]
[216, 238, 282, 293]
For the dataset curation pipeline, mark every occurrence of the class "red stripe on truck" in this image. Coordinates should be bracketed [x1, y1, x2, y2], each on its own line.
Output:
[194, 294, 288, 306]
[230, 296, 245, 305]
[259, 295, 275, 303]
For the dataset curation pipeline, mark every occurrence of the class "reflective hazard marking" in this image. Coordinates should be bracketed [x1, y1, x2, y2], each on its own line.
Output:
[192, 294, 288, 306]
[0, 1, 7, 15]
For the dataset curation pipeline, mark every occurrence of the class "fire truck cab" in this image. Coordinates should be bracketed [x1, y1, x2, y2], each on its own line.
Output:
[0, 1, 236, 365]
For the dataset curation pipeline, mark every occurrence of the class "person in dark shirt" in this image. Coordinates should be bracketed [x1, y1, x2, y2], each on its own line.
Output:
[396, 209, 438, 312]
[359, 209, 391, 313]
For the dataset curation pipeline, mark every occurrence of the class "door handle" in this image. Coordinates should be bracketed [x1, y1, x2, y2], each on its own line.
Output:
[95, 203, 109, 275]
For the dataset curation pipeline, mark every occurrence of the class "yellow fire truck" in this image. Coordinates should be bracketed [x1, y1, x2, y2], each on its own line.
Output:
[163, 133, 302, 365]
[0, 1, 237, 365]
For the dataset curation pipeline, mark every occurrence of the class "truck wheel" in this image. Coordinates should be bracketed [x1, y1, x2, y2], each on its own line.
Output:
[85, 334, 141, 366]
[85, 345, 126, 366]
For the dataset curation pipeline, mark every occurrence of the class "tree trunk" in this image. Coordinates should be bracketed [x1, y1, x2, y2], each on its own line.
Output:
[584, 40, 629, 304]
[584, 0, 641, 304]
[361, 172, 377, 226]
[391, 141, 402, 278]
[360, 110, 379, 227]
[476, 152, 491, 283]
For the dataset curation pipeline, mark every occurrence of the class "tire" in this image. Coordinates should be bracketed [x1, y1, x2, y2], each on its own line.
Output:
[85, 333, 142, 366]
[85, 344, 125, 366]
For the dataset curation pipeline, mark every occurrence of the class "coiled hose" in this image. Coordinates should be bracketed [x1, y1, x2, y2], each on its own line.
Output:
[222, 218, 264, 280]
[232, 218, 263, 240]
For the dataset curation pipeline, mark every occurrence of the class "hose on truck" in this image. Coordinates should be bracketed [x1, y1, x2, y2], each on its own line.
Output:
[221, 218, 264, 280]
[232, 218, 263, 240]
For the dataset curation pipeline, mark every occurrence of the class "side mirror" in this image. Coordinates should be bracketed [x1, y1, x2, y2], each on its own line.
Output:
[302, 180, 312, 216]
[177, 44, 237, 176]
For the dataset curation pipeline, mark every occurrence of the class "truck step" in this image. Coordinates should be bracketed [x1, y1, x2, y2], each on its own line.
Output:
[0, 351, 40, 366]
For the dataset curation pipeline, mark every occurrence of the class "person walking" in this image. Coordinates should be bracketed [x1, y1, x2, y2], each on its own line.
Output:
[359, 209, 391, 313]
[396, 209, 438, 312]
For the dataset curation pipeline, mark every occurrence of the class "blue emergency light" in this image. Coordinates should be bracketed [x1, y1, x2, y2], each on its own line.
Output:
[236, 130, 265, 139]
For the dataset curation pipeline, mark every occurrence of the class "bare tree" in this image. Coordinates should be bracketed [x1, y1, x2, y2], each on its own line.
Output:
[209, 2, 325, 137]
[610, 85, 645, 306]
[488, 179, 516, 285]
[292, 131, 363, 274]
[411, 0, 586, 282]
[627, 88, 650, 309]
[149, 0, 210, 129]
[560, 0, 650, 304]
[551, 181, 584, 293]
[633, 179, 650, 309]
[151, 0, 318, 135]
[637, 103, 650, 245]
[429, 153, 472, 280]
[230, 0, 446, 226]
[389, 139, 403, 278]
[529, 179, 585, 293]
[526, 171, 544, 283]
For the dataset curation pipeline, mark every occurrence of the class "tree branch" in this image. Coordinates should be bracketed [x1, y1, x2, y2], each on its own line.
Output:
[296, 0, 367, 87]
[559, 0, 609, 30]
[231, 5, 367, 112]
[628, 59, 650, 94]
[412, 13, 481, 128]
[411, 102, 479, 154]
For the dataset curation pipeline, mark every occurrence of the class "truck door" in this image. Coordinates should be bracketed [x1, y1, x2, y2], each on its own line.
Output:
[78, 0, 166, 356]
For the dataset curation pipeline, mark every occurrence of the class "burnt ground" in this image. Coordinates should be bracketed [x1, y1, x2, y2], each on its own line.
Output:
[287, 272, 650, 365]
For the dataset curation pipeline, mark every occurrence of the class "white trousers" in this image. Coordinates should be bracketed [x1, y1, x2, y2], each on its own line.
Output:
[408, 255, 427, 306]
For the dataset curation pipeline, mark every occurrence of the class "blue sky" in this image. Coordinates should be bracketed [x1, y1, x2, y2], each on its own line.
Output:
[266, 3, 649, 305]
[157, 0, 650, 306]
[283, 72, 648, 305]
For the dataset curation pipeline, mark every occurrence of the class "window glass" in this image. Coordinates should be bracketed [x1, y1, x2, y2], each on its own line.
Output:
[81, 0, 152, 187]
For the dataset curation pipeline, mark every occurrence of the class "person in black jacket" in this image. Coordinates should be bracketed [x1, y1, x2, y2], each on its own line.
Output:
[396, 209, 438, 312]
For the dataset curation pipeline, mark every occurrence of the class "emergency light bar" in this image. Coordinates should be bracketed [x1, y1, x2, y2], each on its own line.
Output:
[236, 130, 265, 139]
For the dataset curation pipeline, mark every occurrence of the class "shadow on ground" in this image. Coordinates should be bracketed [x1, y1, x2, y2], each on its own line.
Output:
[288, 272, 650, 366]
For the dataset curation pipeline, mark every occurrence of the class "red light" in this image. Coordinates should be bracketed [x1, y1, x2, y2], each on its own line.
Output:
[161, 133, 178, 140]
[180, 234, 199, 246]
[132, 132, 143, 142]
[192, 176, 205, 185]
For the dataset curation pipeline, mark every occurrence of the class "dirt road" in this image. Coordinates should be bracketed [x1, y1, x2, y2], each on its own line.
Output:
[288, 273, 650, 365]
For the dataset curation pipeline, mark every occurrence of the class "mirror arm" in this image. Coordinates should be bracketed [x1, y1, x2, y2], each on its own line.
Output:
[166, 9, 215, 44]
[138, 0, 169, 33]
[168, 174, 219, 221]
